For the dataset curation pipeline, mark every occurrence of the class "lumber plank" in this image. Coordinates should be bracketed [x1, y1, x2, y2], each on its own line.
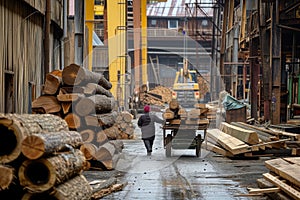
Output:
[263, 173, 300, 200]
[265, 158, 300, 188]
[206, 129, 250, 155]
[220, 122, 259, 145]
[248, 187, 280, 194]
[205, 141, 233, 157]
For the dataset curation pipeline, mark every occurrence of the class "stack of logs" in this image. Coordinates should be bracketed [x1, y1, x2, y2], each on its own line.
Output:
[138, 86, 173, 107]
[206, 122, 300, 158]
[31, 64, 135, 170]
[0, 113, 92, 200]
[162, 100, 210, 127]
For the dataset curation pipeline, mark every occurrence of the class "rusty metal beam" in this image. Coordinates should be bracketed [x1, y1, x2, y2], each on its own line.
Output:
[44, 0, 51, 76]
[270, 0, 282, 124]
[250, 38, 260, 120]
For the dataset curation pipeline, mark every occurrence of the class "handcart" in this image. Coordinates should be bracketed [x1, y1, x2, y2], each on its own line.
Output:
[162, 119, 209, 157]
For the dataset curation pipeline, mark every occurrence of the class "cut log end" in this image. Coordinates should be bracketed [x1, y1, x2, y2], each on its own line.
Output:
[0, 165, 14, 190]
[21, 135, 45, 160]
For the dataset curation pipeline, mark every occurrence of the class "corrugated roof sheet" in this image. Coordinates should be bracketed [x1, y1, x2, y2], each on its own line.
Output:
[147, 0, 213, 17]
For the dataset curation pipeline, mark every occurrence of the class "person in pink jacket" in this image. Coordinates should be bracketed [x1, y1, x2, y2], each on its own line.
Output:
[137, 105, 163, 156]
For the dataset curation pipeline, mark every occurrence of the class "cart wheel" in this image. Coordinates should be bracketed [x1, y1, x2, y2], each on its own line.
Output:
[196, 134, 202, 157]
[165, 134, 172, 157]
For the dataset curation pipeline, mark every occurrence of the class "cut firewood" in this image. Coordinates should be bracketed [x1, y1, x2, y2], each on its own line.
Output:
[62, 63, 112, 89]
[169, 99, 180, 110]
[80, 129, 95, 143]
[0, 114, 68, 164]
[21, 131, 83, 160]
[103, 125, 119, 139]
[99, 154, 120, 170]
[108, 140, 124, 153]
[53, 175, 92, 200]
[163, 110, 175, 120]
[120, 111, 133, 123]
[96, 130, 108, 145]
[220, 122, 259, 145]
[80, 143, 98, 160]
[0, 165, 14, 190]
[83, 83, 113, 97]
[43, 73, 62, 95]
[85, 112, 117, 127]
[64, 113, 81, 129]
[207, 129, 250, 155]
[32, 95, 61, 114]
[75, 95, 115, 116]
[92, 183, 126, 199]
[19, 149, 86, 193]
[95, 142, 116, 161]
[57, 92, 84, 102]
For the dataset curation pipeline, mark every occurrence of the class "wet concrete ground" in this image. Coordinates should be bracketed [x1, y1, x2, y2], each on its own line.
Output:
[89, 112, 270, 200]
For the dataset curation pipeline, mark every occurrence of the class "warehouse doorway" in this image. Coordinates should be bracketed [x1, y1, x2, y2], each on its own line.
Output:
[5, 72, 14, 113]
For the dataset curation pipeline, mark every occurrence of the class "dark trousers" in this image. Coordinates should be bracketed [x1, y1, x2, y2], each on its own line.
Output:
[142, 136, 155, 153]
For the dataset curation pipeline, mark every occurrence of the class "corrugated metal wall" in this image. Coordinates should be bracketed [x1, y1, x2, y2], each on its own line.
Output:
[0, 0, 63, 113]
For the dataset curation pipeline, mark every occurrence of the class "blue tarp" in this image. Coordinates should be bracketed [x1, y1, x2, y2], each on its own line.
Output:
[222, 94, 246, 111]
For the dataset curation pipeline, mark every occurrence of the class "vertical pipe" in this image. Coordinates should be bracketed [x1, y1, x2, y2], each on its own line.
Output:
[74, 0, 84, 65]
[133, 0, 141, 91]
[220, 0, 229, 83]
[44, 0, 51, 75]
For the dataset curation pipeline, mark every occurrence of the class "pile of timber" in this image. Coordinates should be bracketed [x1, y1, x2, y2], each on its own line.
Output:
[139, 92, 165, 107]
[0, 113, 92, 200]
[245, 157, 300, 200]
[162, 100, 210, 127]
[206, 122, 300, 158]
[32, 63, 134, 140]
[148, 86, 173, 103]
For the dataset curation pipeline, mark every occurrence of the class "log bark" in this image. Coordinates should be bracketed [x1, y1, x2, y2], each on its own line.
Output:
[103, 125, 119, 139]
[80, 143, 98, 160]
[0, 165, 14, 190]
[100, 154, 120, 170]
[64, 113, 81, 129]
[83, 83, 113, 97]
[108, 140, 124, 153]
[43, 73, 62, 95]
[32, 96, 61, 114]
[19, 149, 85, 193]
[21, 131, 83, 160]
[85, 112, 117, 127]
[75, 95, 115, 116]
[0, 114, 68, 163]
[57, 93, 84, 102]
[95, 142, 116, 161]
[62, 63, 112, 89]
[53, 175, 92, 200]
[120, 111, 133, 123]
[80, 129, 95, 143]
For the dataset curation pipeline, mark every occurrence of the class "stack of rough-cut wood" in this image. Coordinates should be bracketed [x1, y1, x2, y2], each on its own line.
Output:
[206, 122, 300, 158]
[162, 100, 210, 127]
[0, 113, 92, 200]
[148, 86, 173, 103]
[246, 157, 300, 200]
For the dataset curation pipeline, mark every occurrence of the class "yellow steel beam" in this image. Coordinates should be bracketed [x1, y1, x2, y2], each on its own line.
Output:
[141, 0, 148, 85]
[86, 0, 94, 71]
[107, 0, 127, 105]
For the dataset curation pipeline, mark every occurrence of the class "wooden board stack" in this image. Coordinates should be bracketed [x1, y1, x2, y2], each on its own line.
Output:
[0, 113, 92, 200]
[245, 157, 300, 200]
[206, 122, 300, 158]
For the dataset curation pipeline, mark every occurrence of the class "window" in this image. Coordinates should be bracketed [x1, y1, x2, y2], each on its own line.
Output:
[151, 19, 157, 26]
[168, 20, 178, 29]
[202, 20, 208, 27]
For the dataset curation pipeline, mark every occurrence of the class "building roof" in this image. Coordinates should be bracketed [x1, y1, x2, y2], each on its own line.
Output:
[147, 0, 214, 18]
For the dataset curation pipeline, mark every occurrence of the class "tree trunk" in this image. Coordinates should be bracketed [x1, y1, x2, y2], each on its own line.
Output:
[83, 83, 113, 97]
[43, 73, 62, 95]
[62, 63, 112, 89]
[64, 113, 81, 129]
[21, 131, 83, 160]
[32, 96, 61, 114]
[80, 129, 95, 143]
[19, 149, 85, 193]
[75, 95, 115, 116]
[0, 165, 14, 190]
[0, 114, 68, 163]
[53, 175, 92, 200]
[80, 143, 98, 160]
